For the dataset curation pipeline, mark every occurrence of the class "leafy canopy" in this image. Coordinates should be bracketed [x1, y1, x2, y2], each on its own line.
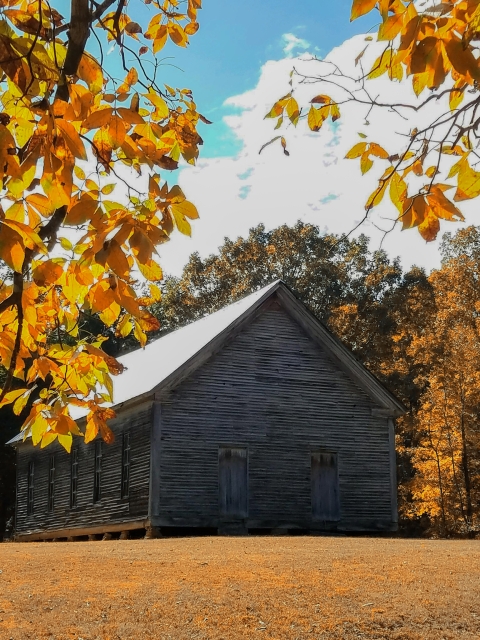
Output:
[0, 0, 205, 450]
[267, 0, 480, 242]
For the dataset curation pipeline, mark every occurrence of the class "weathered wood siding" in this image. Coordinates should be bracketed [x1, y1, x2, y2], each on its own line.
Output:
[156, 298, 394, 531]
[15, 403, 152, 537]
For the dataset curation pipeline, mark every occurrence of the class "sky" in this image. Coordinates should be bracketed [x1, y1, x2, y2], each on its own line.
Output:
[104, 1, 477, 277]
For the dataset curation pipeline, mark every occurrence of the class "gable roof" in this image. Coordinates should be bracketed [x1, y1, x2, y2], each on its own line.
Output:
[7, 280, 405, 445]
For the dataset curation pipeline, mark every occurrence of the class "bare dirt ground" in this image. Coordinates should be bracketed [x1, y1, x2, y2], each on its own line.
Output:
[0, 536, 479, 640]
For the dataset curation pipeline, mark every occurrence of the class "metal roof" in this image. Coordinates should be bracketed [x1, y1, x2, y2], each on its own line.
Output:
[7, 281, 281, 444]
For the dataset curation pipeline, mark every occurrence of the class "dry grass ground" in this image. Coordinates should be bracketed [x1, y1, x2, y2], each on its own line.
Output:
[0, 536, 479, 640]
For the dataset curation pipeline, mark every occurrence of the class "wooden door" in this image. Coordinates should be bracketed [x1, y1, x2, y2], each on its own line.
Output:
[311, 451, 340, 521]
[219, 447, 248, 518]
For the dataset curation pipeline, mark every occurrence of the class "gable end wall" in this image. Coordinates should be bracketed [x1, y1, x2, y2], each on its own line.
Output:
[157, 300, 395, 531]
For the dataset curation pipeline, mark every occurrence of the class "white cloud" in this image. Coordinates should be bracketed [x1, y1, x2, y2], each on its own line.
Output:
[281, 33, 310, 57]
[158, 34, 476, 276]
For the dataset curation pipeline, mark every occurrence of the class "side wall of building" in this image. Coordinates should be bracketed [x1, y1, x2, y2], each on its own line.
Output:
[156, 298, 395, 532]
[15, 403, 152, 538]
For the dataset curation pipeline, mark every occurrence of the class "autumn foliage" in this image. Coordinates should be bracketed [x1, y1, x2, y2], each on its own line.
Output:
[0, 0, 204, 450]
[268, 0, 480, 242]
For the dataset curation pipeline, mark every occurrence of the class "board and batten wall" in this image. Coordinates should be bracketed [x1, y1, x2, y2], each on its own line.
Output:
[154, 297, 396, 532]
[14, 403, 152, 539]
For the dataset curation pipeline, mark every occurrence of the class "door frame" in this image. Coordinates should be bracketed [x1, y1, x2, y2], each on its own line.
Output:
[218, 444, 249, 519]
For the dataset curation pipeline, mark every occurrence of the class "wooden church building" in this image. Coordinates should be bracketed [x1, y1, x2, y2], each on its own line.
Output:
[8, 281, 405, 540]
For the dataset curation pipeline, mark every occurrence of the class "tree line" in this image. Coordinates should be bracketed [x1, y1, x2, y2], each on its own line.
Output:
[148, 221, 480, 538]
[2, 221, 479, 538]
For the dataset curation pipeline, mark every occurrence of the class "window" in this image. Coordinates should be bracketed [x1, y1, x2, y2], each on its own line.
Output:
[70, 448, 78, 508]
[93, 440, 102, 503]
[48, 455, 55, 512]
[311, 451, 340, 521]
[27, 461, 34, 516]
[121, 431, 131, 499]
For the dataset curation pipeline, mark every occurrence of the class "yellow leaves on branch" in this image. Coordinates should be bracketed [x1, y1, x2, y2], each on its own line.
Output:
[267, 0, 480, 245]
[0, 0, 206, 451]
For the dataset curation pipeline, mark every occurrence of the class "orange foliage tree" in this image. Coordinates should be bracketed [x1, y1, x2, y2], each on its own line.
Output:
[267, 0, 480, 242]
[0, 0, 205, 450]
[407, 227, 480, 536]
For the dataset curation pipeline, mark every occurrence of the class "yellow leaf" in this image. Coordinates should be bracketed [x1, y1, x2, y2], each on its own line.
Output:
[81, 107, 114, 130]
[0, 224, 25, 272]
[450, 83, 465, 111]
[389, 172, 407, 214]
[12, 387, 34, 415]
[85, 416, 98, 443]
[77, 53, 104, 94]
[60, 237, 73, 251]
[117, 314, 133, 337]
[31, 413, 48, 446]
[454, 162, 480, 201]
[307, 106, 325, 132]
[153, 25, 168, 53]
[285, 96, 300, 126]
[58, 433, 73, 453]
[101, 183, 115, 195]
[126, 67, 138, 86]
[133, 319, 147, 347]
[360, 153, 373, 174]
[149, 283, 162, 301]
[117, 107, 145, 124]
[345, 142, 367, 159]
[108, 116, 126, 148]
[350, 0, 377, 21]
[65, 197, 98, 225]
[418, 211, 440, 242]
[74, 165, 86, 181]
[171, 206, 192, 236]
[369, 143, 389, 159]
[0, 388, 29, 409]
[378, 12, 405, 41]
[56, 120, 87, 161]
[26, 193, 56, 217]
[170, 200, 199, 220]
[137, 259, 163, 281]
[365, 178, 389, 209]
[330, 103, 341, 121]
[427, 186, 464, 221]
[169, 23, 188, 47]
[368, 50, 393, 79]
[40, 432, 58, 448]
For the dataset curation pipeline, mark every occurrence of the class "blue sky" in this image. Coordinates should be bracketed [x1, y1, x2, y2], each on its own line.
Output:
[109, 1, 376, 157]
[165, 0, 375, 156]
[97, 2, 470, 276]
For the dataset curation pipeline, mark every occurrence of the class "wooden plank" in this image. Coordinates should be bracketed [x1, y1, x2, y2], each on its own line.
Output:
[15, 518, 148, 542]
[388, 417, 398, 526]
[149, 399, 162, 519]
[275, 287, 405, 415]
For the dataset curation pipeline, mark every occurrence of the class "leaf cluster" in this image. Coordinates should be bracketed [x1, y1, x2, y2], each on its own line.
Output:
[0, 0, 206, 450]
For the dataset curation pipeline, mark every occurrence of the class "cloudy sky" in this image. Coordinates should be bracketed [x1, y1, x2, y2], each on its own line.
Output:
[112, 1, 477, 276]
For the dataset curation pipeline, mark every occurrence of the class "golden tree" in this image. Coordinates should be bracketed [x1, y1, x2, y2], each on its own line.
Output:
[0, 0, 205, 450]
[408, 228, 480, 536]
[267, 0, 480, 242]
